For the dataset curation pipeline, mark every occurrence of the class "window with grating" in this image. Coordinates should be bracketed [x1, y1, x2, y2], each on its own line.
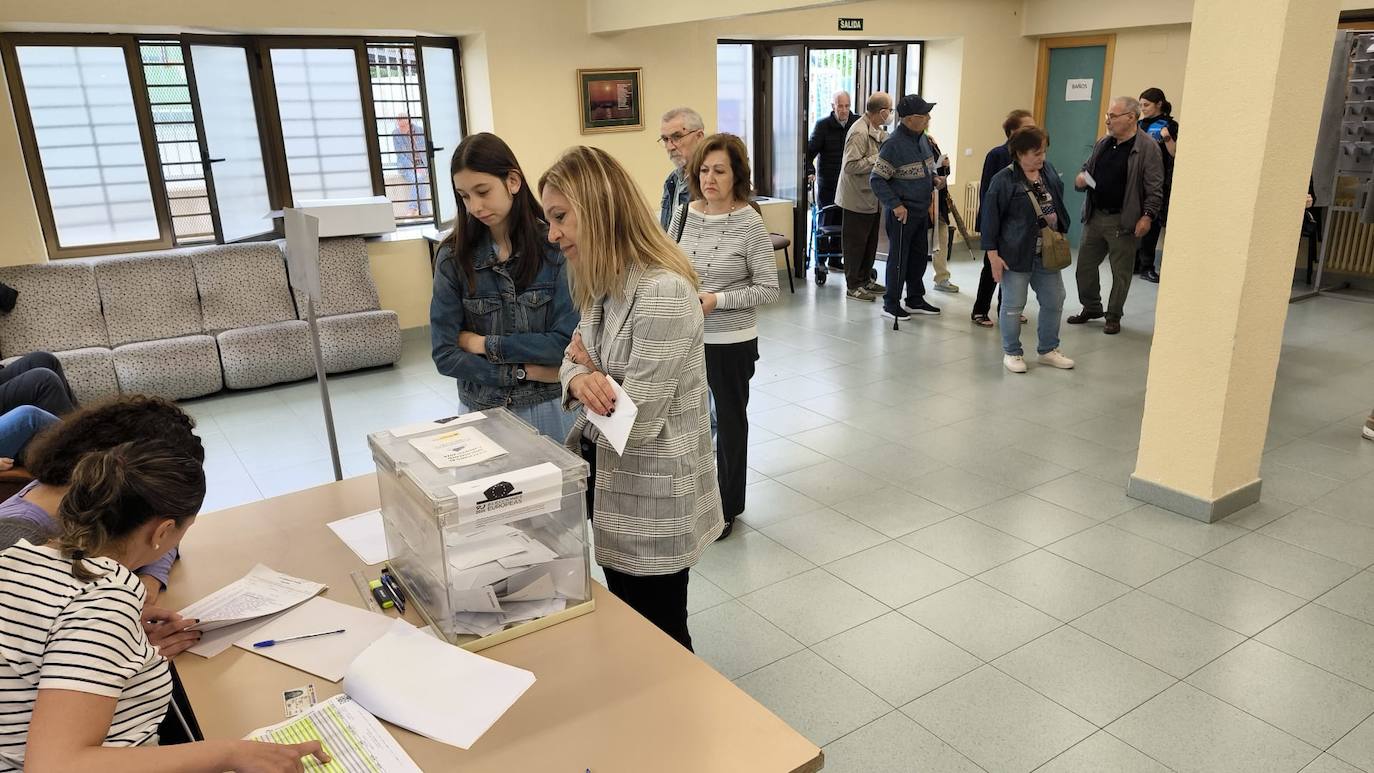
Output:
[139, 40, 214, 244]
[368, 43, 432, 223]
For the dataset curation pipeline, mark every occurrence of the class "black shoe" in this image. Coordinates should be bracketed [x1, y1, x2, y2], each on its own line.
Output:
[903, 298, 941, 315]
[716, 520, 734, 541]
[882, 305, 912, 321]
[1142, 270, 1160, 283]
[1104, 318, 1122, 335]
[1066, 310, 1105, 325]
[828, 260, 846, 271]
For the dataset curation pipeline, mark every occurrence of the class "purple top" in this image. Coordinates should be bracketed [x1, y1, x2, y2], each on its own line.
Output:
[0, 481, 177, 587]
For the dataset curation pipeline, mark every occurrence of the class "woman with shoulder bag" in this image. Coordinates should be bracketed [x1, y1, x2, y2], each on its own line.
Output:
[981, 126, 1075, 374]
[667, 133, 778, 537]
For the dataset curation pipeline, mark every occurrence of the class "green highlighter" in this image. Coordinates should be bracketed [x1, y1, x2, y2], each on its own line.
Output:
[368, 579, 395, 609]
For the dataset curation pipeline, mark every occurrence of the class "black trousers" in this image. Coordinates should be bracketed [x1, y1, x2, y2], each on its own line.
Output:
[156, 663, 203, 744]
[705, 339, 757, 520]
[1137, 218, 1164, 272]
[972, 253, 1004, 318]
[604, 566, 693, 651]
[0, 352, 78, 416]
[882, 208, 930, 309]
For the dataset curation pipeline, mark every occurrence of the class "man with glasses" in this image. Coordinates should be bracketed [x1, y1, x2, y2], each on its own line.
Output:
[836, 91, 892, 301]
[1067, 96, 1164, 335]
[658, 107, 706, 229]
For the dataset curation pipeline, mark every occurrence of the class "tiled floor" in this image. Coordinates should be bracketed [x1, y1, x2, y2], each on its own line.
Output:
[187, 255, 1374, 772]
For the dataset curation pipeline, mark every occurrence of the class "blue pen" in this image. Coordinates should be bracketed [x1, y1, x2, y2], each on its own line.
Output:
[380, 570, 406, 614]
[253, 628, 346, 648]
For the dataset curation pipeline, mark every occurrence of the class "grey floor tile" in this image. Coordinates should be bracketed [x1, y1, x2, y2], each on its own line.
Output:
[733, 649, 890, 747]
[1073, 592, 1245, 679]
[1187, 639, 1374, 749]
[1259, 461, 1349, 506]
[739, 568, 887, 645]
[1223, 497, 1301, 530]
[902, 665, 1096, 773]
[1077, 447, 1143, 488]
[903, 467, 1019, 514]
[813, 612, 980, 706]
[1141, 560, 1307, 636]
[1301, 754, 1366, 773]
[956, 447, 1075, 491]
[899, 516, 1036, 575]
[821, 711, 984, 773]
[1330, 713, 1374, 772]
[979, 550, 1131, 621]
[736, 479, 827, 529]
[1013, 429, 1119, 471]
[749, 404, 835, 436]
[753, 374, 844, 403]
[1037, 731, 1172, 772]
[1266, 439, 1374, 483]
[965, 494, 1100, 547]
[686, 600, 804, 679]
[1047, 524, 1193, 587]
[692, 529, 814, 596]
[686, 572, 731, 615]
[824, 541, 966, 608]
[1259, 509, 1374, 567]
[745, 437, 830, 477]
[899, 579, 1059, 661]
[994, 625, 1175, 727]
[1309, 476, 1374, 528]
[830, 486, 959, 539]
[790, 420, 890, 458]
[774, 459, 885, 507]
[1107, 683, 1322, 773]
[1203, 533, 1362, 599]
[760, 509, 887, 564]
[1111, 504, 1250, 557]
[1258, 604, 1374, 691]
[1318, 572, 1374, 626]
[1029, 472, 1141, 520]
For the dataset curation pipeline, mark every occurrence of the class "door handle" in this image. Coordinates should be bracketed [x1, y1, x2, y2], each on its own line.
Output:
[205, 158, 226, 164]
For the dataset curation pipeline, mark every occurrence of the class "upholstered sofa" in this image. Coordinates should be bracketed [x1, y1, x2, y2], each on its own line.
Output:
[0, 237, 401, 402]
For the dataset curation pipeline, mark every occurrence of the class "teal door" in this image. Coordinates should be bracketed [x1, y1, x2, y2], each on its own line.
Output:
[1042, 45, 1106, 246]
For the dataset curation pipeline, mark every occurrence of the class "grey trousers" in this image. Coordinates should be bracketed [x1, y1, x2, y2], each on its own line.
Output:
[1076, 212, 1140, 320]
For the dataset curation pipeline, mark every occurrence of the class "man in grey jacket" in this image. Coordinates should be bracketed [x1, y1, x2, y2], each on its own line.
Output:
[836, 91, 892, 301]
[1067, 96, 1164, 335]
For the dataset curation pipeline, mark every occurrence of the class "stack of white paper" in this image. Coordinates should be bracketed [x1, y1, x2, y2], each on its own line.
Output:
[181, 565, 328, 658]
[327, 509, 389, 565]
[440, 524, 582, 635]
[234, 598, 404, 682]
[343, 623, 536, 749]
[248, 693, 421, 773]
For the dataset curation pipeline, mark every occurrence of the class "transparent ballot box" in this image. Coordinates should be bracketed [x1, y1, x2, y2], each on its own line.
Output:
[368, 408, 592, 649]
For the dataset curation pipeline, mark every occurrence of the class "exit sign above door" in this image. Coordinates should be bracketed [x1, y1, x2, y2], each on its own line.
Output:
[838, 18, 864, 31]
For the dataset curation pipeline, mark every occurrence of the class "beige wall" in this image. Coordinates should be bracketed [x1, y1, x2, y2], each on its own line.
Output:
[1108, 24, 1191, 117]
[588, 0, 852, 33]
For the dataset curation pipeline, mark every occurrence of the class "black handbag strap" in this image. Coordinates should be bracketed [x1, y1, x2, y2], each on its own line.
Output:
[672, 203, 688, 243]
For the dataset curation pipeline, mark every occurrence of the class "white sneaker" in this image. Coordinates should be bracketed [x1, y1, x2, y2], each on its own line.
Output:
[1038, 349, 1076, 369]
[1004, 354, 1027, 373]
[934, 280, 960, 293]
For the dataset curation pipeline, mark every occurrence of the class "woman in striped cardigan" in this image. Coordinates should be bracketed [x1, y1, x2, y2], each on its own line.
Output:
[667, 134, 779, 537]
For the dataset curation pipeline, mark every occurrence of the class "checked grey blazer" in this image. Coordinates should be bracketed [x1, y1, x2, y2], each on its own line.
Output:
[560, 263, 724, 576]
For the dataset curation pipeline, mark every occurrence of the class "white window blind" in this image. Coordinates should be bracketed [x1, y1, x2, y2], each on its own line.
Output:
[270, 48, 373, 203]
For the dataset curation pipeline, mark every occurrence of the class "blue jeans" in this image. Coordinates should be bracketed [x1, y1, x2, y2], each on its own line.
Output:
[0, 405, 59, 462]
[999, 254, 1065, 356]
[509, 399, 578, 443]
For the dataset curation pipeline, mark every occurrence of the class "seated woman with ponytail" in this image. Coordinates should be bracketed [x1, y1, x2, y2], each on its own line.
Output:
[0, 441, 328, 771]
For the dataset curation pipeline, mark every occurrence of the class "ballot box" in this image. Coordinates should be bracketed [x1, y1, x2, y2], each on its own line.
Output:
[368, 408, 593, 650]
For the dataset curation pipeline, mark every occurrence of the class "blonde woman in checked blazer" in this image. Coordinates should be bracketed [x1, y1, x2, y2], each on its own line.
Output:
[541, 146, 723, 651]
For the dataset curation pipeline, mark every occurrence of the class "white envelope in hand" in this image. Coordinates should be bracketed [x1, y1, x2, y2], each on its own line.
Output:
[586, 377, 637, 455]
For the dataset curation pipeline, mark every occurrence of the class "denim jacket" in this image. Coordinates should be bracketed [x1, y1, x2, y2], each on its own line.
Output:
[659, 167, 689, 230]
[979, 161, 1071, 273]
[430, 231, 579, 410]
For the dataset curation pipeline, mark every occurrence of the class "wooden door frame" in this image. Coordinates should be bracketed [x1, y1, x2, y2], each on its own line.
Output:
[1033, 35, 1116, 142]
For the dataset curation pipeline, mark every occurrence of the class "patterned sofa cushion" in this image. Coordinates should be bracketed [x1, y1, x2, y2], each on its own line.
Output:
[288, 237, 382, 318]
[317, 310, 402, 373]
[217, 321, 314, 390]
[95, 252, 205, 347]
[0, 261, 108, 359]
[112, 335, 222, 400]
[2, 348, 119, 405]
[190, 243, 297, 333]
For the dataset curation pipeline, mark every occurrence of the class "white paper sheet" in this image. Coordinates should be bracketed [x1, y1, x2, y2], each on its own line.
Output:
[445, 526, 532, 571]
[327, 509, 389, 565]
[1082, 170, 1097, 189]
[409, 427, 506, 468]
[501, 572, 555, 602]
[586, 378, 637, 454]
[248, 693, 421, 773]
[186, 615, 280, 658]
[344, 623, 536, 750]
[234, 597, 402, 682]
[495, 538, 559, 569]
[180, 565, 326, 632]
[498, 598, 566, 625]
[389, 412, 485, 438]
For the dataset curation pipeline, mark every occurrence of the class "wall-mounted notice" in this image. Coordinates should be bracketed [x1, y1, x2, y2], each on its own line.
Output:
[1065, 79, 1094, 102]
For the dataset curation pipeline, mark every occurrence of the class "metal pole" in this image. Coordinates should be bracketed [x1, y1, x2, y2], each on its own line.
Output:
[307, 295, 343, 482]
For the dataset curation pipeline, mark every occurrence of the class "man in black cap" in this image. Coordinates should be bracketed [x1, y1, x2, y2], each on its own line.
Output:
[870, 94, 946, 322]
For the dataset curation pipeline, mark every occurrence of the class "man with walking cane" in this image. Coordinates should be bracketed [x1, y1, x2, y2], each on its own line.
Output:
[871, 94, 946, 325]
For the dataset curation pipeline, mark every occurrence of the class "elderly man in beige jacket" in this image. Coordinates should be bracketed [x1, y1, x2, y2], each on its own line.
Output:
[835, 91, 892, 302]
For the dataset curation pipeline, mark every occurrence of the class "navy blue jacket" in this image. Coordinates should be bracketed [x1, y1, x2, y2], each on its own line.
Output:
[430, 229, 579, 409]
[977, 143, 1012, 232]
[979, 162, 1071, 273]
[870, 123, 939, 214]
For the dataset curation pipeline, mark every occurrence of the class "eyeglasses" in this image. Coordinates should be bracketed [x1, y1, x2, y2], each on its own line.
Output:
[657, 129, 701, 146]
[1105, 112, 1132, 121]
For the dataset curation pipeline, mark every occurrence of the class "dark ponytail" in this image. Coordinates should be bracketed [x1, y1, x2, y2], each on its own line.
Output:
[56, 441, 206, 582]
[1139, 87, 1172, 116]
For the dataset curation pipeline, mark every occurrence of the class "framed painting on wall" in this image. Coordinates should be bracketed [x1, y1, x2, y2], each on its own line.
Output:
[578, 68, 643, 134]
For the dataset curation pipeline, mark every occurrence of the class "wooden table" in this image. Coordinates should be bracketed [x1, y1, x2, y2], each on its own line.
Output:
[164, 475, 823, 773]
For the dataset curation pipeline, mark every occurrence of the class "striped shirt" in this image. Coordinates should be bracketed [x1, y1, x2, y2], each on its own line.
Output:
[669, 204, 780, 345]
[0, 541, 170, 769]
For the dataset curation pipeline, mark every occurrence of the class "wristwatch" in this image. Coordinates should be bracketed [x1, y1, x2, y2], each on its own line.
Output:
[513, 366, 527, 382]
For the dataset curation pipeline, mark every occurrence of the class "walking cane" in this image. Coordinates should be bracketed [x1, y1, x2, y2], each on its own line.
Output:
[892, 212, 905, 331]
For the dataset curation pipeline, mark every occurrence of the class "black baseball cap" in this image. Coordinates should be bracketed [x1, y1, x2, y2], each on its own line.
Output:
[896, 94, 936, 117]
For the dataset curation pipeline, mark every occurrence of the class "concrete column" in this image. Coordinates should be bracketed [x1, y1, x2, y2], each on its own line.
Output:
[1127, 0, 1344, 521]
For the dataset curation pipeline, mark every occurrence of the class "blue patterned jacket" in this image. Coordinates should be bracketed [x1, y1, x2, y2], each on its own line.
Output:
[870, 123, 939, 213]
